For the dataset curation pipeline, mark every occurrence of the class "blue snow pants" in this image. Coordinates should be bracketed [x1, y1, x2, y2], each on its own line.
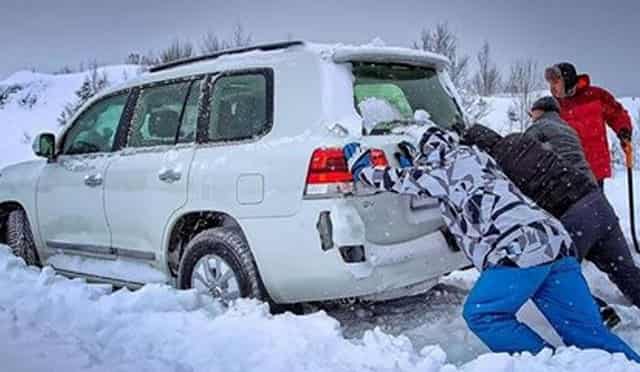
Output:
[463, 257, 640, 363]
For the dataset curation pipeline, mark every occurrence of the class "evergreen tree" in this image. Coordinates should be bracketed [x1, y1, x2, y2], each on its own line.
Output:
[58, 65, 109, 126]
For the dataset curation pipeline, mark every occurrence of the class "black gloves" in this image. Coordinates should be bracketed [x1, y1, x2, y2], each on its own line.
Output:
[460, 124, 503, 156]
[618, 128, 632, 143]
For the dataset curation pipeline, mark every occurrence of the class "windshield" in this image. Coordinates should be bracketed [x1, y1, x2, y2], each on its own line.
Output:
[352, 63, 464, 134]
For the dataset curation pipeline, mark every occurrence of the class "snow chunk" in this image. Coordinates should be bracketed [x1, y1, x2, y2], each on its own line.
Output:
[358, 97, 403, 133]
[2, 245, 640, 371]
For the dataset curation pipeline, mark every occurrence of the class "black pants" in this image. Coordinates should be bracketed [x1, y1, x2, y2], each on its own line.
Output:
[598, 179, 604, 191]
[561, 190, 640, 308]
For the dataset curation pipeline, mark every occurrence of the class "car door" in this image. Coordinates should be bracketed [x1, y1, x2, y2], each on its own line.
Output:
[37, 91, 130, 258]
[103, 77, 204, 263]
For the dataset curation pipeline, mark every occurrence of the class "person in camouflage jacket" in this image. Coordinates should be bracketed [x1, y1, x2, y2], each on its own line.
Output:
[343, 124, 640, 362]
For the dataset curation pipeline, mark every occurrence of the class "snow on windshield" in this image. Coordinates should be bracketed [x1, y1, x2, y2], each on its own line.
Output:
[358, 97, 404, 133]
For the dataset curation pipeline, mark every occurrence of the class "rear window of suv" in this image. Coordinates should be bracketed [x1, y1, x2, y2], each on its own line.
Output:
[352, 63, 463, 134]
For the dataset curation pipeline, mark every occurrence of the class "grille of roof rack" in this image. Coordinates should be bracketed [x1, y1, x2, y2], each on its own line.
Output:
[148, 40, 305, 73]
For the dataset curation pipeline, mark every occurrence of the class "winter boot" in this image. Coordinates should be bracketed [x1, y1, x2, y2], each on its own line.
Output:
[601, 305, 622, 329]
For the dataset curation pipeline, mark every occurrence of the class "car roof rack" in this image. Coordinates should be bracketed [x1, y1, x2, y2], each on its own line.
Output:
[148, 40, 305, 73]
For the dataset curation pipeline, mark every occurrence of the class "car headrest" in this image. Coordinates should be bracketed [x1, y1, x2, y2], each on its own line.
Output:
[149, 109, 180, 138]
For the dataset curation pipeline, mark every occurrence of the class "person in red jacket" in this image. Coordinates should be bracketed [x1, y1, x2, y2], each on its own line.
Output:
[545, 62, 633, 189]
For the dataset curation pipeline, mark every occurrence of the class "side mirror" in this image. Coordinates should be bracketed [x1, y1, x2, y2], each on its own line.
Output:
[32, 133, 56, 160]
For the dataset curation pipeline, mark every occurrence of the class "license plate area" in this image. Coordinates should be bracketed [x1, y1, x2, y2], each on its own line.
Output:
[349, 192, 443, 245]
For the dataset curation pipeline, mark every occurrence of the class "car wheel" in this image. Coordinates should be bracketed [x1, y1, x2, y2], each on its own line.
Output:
[6, 209, 41, 267]
[177, 228, 266, 304]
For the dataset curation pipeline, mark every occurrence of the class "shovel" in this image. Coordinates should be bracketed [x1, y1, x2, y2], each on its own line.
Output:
[624, 143, 639, 253]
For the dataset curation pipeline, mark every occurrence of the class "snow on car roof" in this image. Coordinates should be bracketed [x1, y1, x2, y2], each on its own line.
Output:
[104, 40, 450, 94]
[308, 40, 450, 68]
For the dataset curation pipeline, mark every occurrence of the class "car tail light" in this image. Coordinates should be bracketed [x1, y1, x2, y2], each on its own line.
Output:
[304, 147, 389, 198]
[304, 148, 354, 198]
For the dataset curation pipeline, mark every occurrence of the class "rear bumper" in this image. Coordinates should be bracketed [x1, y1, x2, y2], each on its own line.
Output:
[239, 198, 468, 303]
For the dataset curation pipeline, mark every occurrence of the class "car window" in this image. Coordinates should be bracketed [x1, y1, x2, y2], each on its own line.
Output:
[352, 64, 464, 134]
[177, 79, 203, 144]
[128, 81, 192, 147]
[62, 93, 128, 155]
[208, 74, 268, 142]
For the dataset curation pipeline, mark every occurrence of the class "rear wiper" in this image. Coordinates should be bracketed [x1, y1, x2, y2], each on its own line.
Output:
[369, 119, 416, 135]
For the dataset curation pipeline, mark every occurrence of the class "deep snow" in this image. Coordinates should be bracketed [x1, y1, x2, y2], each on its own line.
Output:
[2, 242, 640, 372]
[2, 68, 640, 371]
[1, 171, 639, 371]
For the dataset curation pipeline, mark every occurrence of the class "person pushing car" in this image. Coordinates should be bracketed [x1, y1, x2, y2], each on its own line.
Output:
[342, 125, 640, 362]
[462, 97, 640, 329]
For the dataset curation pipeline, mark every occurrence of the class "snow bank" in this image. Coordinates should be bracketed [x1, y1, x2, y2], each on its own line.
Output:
[0, 66, 140, 168]
[1, 246, 639, 372]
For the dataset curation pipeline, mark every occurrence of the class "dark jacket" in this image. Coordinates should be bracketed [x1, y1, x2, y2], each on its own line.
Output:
[462, 124, 598, 219]
[524, 111, 596, 184]
[354, 124, 572, 271]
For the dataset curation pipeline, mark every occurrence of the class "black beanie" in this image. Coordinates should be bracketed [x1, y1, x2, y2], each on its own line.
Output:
[531, 96, 560, 113]
[556, 62, 578, 91]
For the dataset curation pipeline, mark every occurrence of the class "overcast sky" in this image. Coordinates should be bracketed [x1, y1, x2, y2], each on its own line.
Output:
[1, 0, 639, 96]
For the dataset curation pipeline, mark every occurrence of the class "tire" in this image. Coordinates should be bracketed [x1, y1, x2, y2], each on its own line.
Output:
[6, 209, 41, 267]
[177, 227, 267, 302]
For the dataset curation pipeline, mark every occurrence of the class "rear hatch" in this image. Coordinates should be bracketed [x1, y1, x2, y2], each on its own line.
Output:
[343, 57, 465, 245]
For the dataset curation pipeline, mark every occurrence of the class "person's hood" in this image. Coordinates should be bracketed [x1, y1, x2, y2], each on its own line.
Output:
[573, 74, 591, 94]
[417, 124, 460, 166]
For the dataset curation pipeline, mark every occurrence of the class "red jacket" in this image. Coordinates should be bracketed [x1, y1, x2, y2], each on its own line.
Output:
[557, 74, 632, 180]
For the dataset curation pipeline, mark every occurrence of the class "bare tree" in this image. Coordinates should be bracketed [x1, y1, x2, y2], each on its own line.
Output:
[471, 41, 501, 96]
[505, 59, 543, 131]
[54, 65, 75, 75]
[125, 53, 142, 65]
[200, 31, 222, 54]
[413, 22, 470, 88]
[200, 24, 253, 54]
[228, 23, 252, 48]
[158, 39, 195, 64]
[124, 52, 157, 66]
[412, 22, 492, 121]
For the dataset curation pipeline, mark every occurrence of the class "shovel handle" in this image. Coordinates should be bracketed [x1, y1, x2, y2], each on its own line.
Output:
[624, 142, 633, 168]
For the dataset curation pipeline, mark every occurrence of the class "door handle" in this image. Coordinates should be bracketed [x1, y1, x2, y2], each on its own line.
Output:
[84, 173, 103, 187]
[158, 168, 182, 183]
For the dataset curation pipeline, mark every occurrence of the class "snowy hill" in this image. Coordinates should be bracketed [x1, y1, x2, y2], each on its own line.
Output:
[0, 66, 140, 168]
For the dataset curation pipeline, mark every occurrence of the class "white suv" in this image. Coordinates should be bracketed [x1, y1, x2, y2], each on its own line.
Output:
[0, 41, 468, 305]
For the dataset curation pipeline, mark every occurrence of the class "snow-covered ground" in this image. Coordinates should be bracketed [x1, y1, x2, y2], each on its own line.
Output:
[2, 68, 640, 371]
[2, 239, 640, 372]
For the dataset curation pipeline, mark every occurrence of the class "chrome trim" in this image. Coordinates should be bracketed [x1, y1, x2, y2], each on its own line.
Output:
[116, 248, 156, 261]
[46, 241, 156, 261]
[52, 266, 146, 289]
[47, 240, 114, 256]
